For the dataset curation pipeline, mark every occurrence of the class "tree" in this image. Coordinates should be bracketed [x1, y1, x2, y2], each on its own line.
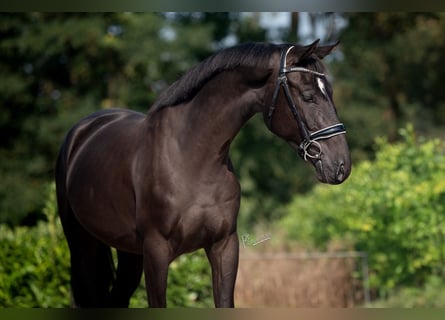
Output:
[335, 13, 445, 143]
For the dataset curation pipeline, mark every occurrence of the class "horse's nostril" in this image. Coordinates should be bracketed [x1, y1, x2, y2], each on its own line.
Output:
[336, 162, 345, 182]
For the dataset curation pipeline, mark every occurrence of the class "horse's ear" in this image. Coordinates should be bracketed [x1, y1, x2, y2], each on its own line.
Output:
[315, 40, 340, 59]
[287, 39, 320, 65]
[299, 39, 320, 61]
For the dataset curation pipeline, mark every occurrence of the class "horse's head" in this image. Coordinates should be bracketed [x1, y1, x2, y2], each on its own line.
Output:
[264, 40, 351, 184]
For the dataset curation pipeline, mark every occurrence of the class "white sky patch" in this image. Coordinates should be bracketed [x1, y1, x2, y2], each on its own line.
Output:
[255, 12, 317, 42]
[159, 26, 176, 42]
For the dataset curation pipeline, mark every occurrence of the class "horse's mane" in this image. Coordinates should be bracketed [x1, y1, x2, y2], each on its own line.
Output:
[150, 42, 282, 111]
[149, 42, 330, 112]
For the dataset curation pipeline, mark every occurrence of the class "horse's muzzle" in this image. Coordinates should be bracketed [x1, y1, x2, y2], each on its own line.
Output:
[314, 157, 351, 185]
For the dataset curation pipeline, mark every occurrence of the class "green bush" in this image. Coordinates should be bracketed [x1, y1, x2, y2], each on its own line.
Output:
[0, 182, 213, 307]
[369, 275, 445, 307]
[0, 183, 71, 307]
[167, 250, 213, 307]
[279, 125, 445, 295]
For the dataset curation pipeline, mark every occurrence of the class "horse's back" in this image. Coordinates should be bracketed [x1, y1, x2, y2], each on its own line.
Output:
[61, 109, 144, 165]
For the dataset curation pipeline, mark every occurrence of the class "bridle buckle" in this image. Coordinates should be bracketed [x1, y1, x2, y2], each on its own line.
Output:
[300, 140, 322, 161]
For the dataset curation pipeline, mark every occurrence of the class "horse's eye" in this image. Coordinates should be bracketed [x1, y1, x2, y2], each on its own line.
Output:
[302, 93, 315, 103]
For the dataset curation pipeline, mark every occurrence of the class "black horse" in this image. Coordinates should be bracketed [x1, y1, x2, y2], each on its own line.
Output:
[55, 40, 351, 307]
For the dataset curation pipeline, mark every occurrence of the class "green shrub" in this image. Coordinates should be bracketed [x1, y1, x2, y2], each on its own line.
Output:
[0, 183, 71, 307]
[369, 275, 445, 307]
[167, 250, 213, 307]
[279, 125, 445, 295]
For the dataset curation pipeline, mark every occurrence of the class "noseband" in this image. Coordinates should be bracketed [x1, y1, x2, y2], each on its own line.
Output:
[267, 46, 346, 161]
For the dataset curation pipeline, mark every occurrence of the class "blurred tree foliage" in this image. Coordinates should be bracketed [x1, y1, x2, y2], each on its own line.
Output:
[1, 12, 445, 229]
[333, 13, 445, 160]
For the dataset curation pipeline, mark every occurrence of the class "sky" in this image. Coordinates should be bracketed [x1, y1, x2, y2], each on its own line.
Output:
[257, 12, 348, 43]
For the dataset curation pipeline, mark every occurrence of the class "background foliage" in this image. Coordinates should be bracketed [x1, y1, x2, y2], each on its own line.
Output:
[279, 125, 445, 297]
[2, 12, 445, 306]
[0, 184, 70, 307]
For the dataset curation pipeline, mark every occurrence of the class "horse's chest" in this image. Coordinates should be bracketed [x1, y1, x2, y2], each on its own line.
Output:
[165, 191, 238, 230]
[145, 178, 240, 251]
[168, 202, 237, 253]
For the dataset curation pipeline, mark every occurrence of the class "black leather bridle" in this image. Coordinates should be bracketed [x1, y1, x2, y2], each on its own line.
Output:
[267, 46, 346, 161]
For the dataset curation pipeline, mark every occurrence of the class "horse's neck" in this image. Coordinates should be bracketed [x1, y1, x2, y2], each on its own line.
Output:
[184, 72, 261, 152]
[150, 71, 264, 166]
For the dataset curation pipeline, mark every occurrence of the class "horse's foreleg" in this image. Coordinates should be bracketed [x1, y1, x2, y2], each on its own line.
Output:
[143, 236, 171, 307]
[205, 232, 239, 308]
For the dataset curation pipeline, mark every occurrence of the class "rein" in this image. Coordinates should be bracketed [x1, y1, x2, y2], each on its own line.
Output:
[267, 46, 346, 161]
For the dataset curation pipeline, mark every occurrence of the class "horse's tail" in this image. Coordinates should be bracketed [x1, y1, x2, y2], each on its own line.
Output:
[55, 129, 116, 307]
